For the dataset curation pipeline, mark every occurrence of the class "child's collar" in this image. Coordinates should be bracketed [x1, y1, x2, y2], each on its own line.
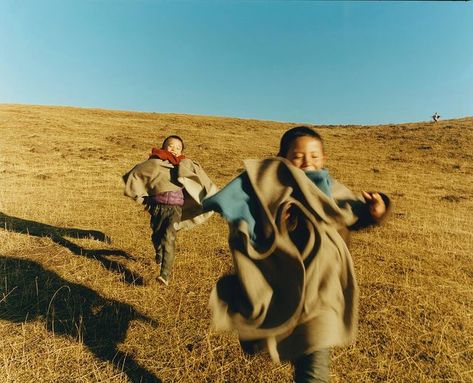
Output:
[304, 168, 332, 197]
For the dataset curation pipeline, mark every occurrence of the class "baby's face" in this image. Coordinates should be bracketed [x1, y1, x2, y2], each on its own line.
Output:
[286, 136, 326, 171]
[163, 138, 183, 156]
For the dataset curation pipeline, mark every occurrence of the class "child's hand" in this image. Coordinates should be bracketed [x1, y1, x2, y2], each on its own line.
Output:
[362, 191, 386, 220]
[282, 203, 299, 232]
[142, 196, 152, 212]
[283, 206, 291, 221]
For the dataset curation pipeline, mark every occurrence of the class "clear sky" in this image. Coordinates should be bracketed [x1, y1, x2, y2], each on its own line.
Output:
[1, 1, 472, 125]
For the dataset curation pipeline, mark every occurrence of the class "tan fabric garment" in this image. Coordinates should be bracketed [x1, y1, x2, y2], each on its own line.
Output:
[123, 158, 217, 230]
[209, 158, 372, 362]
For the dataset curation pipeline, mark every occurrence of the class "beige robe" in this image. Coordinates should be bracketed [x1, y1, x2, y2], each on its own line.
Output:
[123, 158, 217, 230]
[209, 158, 384, 362]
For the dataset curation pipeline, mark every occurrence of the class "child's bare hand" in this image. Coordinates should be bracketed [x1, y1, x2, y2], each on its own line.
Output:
[279, 202, 294, 221]
[281, 203, 299, 231]
[362, 191, 386, 220]
[284, 208, 291, 221]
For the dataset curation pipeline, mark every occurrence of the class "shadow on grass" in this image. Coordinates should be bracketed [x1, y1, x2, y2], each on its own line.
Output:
[0, 212, 143, 286]
[0, 255, 161, 383]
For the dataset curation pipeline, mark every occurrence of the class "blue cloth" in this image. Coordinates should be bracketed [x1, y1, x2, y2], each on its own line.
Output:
[202, 173, 263, 242]
[305, 169, 332, 197]
[202, 168, 332, 242]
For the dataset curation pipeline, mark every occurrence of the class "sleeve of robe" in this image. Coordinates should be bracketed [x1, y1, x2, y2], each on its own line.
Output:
[123, 158, 218, 230]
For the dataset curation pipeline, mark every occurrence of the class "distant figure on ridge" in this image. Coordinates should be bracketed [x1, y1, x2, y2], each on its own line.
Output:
[123, 135, 217, 286]
[432, 112, 440, 122]
[203, 126, 391, 383]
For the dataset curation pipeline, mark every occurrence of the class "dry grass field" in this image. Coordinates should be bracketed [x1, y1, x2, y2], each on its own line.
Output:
[0, 104, 472, 383]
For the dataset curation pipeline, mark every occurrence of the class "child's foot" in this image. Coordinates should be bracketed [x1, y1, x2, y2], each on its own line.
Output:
[157, 276, 169, 286]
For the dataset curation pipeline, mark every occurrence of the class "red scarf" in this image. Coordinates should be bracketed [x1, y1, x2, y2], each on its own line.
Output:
[149, 148, 185, 165]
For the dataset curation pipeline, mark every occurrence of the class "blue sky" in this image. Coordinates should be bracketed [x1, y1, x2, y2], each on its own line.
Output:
[1, 1, 472, 125]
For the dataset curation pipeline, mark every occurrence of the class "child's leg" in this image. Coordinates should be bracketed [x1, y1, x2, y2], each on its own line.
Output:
[150, 205, 167, 265]
[158, 205, 182, 281]
[293, 348, 330, 383]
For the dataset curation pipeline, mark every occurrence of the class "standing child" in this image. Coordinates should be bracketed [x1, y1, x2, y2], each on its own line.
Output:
[123, 135, 217, 286]
[203, 126, 390, 382]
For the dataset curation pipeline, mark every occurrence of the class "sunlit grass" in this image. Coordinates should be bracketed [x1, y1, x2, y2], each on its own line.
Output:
[0, 104, 472, 382]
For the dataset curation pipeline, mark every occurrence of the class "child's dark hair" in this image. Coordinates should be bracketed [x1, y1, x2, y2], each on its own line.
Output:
[162, 135, 185, 150]
[278, 126, 324, 157]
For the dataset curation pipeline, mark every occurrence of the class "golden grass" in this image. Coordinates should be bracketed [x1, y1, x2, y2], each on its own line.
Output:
[0, 104, 472, 382]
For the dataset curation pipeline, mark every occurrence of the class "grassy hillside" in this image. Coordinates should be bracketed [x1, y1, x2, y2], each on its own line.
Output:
[0, 104, 472, 382]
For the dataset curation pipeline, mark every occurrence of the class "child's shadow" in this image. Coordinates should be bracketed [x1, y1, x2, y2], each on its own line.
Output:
[0, 255, 161, 383]
[0, 212, 143, 285]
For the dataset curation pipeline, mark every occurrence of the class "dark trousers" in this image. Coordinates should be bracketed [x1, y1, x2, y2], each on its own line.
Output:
[149, 204, 182, 279]
[293, 349, 330, 383]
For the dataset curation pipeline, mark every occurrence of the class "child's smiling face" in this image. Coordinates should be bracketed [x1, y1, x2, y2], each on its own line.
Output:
[163, 137, 183, 156]
[286, 136, 326, 171]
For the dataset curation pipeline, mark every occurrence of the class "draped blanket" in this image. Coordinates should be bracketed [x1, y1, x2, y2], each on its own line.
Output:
[123, 158, 218, 230]
[203, 157, 367, 362]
